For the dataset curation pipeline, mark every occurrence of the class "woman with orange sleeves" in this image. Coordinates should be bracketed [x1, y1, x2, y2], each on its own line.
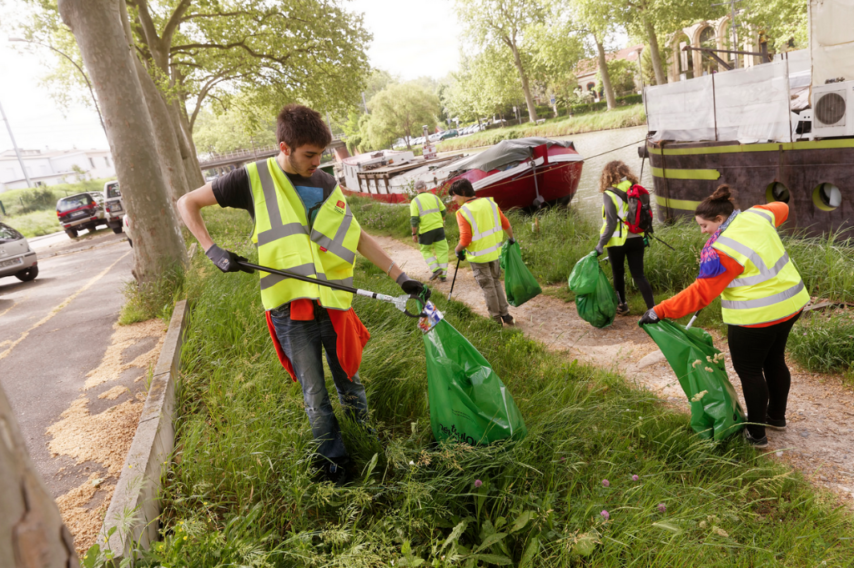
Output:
[638, 185, 809, 448]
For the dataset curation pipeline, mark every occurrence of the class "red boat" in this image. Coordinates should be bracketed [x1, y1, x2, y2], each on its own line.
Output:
[339, 138, 584, 211]
[442, 138, 584, 210]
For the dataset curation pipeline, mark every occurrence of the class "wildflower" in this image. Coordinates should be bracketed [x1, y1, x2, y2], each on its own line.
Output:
[657, 503, 666, 513]
[474, 479, 482, 488]
[602, 479, 610, 487]
[632, 475, 639, 481]
[409, 461, 415, 466]
[690, 390, 708, 402]
[560, 457, 566, 462]
[711, 526, 729, 538]
[184, 536, 188, 541]
[600, 510, 610, 520]
[704, 367, 713, 372]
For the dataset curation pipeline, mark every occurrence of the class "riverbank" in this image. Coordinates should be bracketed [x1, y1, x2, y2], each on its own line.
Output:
[123, 207, 854, 566]
[435, 105, 646, 153]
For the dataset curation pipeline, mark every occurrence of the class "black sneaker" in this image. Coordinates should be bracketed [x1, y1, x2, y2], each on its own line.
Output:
[743, 429, 769, 448]
[765, 416, 787, 431]
[616, 303, 630, 316]
[501, 314, 515, 326]
[324, 462, 350, 486]
[439, 276, 447, 282]
[429, 270, 442, 281]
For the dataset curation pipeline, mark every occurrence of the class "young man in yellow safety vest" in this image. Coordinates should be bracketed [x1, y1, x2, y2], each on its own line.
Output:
[448, 178, 516, 327]
[177, 104, 429, 485]
[410, 180, 449, 281]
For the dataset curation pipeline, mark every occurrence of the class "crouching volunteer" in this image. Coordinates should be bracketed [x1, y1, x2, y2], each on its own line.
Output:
[410, 180, 449, 281]
[178, 104, 430, 485]
[449, 178, 515, 327]
[595, 160, 655, 315]
[638, 185, 808, 448]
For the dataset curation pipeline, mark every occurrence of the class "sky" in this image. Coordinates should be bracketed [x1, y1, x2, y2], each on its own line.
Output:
[0, 0, 463, 154]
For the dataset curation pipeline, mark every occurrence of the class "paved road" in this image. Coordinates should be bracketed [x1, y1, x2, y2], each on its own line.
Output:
[0, 230, 134, 497]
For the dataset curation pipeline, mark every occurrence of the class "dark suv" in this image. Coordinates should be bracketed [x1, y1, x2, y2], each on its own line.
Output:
[56, 192, 108, 239]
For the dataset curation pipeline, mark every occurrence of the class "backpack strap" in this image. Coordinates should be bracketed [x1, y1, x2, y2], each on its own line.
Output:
[605, 187, 628, 202]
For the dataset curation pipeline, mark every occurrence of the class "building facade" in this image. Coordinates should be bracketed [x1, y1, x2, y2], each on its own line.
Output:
[0, 148, 116, 192]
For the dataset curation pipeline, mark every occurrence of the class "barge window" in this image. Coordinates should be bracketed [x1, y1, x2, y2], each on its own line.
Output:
[765, 182, 790, 204]
[813, 183, 842, 211]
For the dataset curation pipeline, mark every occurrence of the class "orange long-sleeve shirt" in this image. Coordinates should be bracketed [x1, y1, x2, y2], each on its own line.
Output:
[654, 202, 800, 328]
[456, 208, 511, 248]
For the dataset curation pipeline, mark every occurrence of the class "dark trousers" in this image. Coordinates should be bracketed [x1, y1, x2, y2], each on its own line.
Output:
[606, 237, 655, 309]
[727, 312, 801, 438]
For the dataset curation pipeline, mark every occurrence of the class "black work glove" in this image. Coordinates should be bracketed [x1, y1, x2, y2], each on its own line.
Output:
[508, 238, 516, 245]
[638, 308, 660, 326]
[396, 272, 431, 302]
[456, 250, 466, 261]
[205, 244, 254, 274]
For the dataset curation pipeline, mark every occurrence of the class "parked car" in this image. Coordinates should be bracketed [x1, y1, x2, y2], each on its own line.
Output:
[56, 192, 108, 239]
[0, 223, 38, 282]
[123, 214, 133, 248]
[439, 129, 459, 140]
[103, 180, 124, 234]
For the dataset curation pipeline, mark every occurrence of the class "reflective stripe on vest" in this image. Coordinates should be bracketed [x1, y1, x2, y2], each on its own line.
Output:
[412, 192, 444, 234]
[600, 181, 630, 248]
[248, 158, 361, 311]
[460, 197, 504, 262]
[711, 207, 809, 325]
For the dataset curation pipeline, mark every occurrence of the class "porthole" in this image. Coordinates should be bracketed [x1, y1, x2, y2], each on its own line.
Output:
[812, 183, 842, 211]
[765, 182, 790, 204]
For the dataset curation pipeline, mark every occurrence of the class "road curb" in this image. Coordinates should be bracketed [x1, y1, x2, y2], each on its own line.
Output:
[99, 299, 189, 559]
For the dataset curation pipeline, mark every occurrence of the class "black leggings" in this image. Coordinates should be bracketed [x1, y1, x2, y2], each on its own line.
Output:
[606, 237, 655, 309]
[727, 312, 801, 438]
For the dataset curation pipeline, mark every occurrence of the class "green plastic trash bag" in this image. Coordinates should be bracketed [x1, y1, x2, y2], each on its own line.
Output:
[641, 320, 745, 441]
[421, 308, 527, 445]
[574, 265, 618, 329]
[499, 241, 542, 307]
[568, 252, 599, 295]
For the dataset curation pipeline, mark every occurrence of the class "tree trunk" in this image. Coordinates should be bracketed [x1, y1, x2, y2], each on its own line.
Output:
[643, 16, 667, 86]
[135, 61, 191, 208]
[509, 43, 538, 122]
[0, 385, 80, 568]
[59, 0, 187, 282]
[595, 36, 617, 110]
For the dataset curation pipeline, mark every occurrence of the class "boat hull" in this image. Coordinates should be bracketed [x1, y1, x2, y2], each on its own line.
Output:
[648, 139, 854, 235]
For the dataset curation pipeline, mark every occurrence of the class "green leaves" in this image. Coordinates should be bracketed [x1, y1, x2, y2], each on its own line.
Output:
[363, 83, 440, 149]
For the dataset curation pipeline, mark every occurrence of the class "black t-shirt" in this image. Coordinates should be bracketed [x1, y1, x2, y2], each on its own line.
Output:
[212, 160, 338, 222]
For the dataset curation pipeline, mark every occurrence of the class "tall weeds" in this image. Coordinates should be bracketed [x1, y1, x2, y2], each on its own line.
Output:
[128, 208, 854, 567]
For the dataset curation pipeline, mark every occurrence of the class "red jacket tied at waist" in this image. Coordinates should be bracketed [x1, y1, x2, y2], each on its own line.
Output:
[265, 299, 371, 381]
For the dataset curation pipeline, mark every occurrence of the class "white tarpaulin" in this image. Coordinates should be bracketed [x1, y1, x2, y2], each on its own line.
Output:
[810, 0, 854, 87]
[646, 62, 793, 143]
[645, 75, 715, 142]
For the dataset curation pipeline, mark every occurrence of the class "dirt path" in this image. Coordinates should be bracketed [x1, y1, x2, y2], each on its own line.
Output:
[377, 236, 854, 503]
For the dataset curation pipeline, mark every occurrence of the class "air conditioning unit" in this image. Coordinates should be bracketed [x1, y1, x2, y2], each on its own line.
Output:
[811, 81, 854, 136]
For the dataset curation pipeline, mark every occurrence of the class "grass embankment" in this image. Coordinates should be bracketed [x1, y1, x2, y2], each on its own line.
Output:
[352, 198, 854, 375]
[0, 178, 112, 237]
[434, 105, 646, 153]
[125, 207, 854, 567]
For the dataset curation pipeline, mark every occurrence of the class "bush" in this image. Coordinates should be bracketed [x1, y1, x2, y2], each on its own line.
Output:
[788, 311, 854, 374]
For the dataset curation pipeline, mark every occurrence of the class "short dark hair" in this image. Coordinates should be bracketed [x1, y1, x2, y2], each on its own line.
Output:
[695, 184, 738, 220]
[449, 178, 475, 197]
[276, 104, 332, 150]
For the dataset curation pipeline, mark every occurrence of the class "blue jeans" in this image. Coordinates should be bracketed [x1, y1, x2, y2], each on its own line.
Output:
[269, 303, 369, 463]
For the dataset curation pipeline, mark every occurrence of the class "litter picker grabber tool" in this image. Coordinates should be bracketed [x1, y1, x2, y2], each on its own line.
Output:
[447, 257, 461, 301]
[686, 309, 703, 329]
[238, 261, 426, 318]
[648, 232, 677, 251]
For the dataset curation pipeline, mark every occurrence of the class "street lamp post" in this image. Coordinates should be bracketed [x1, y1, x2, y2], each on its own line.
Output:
[9, 38, 107, 136]
[0, 99, 33, 188]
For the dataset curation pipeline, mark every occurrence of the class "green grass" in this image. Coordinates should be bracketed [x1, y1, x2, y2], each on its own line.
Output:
[4, 208, 62, 237]
[434, 105, 646, 153]
[787, 310, 854, 376]
[100, 207, 854, 567]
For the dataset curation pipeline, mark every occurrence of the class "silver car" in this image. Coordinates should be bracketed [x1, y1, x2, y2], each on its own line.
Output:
[0, 223, 38, 282]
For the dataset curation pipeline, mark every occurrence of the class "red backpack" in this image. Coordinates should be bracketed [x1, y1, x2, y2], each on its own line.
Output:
[609, 184, 654, 234]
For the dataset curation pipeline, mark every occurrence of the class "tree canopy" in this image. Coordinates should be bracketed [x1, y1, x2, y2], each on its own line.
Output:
[363, 83, 439, 150]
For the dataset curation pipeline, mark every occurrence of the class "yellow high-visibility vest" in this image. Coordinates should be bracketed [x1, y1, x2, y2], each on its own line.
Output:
[600, 179, 631, 248]
[712, 207, 809, 325]
[247, 158, 361, 311]
[410, 192, 445, 234]
[459, 197, 504, 263]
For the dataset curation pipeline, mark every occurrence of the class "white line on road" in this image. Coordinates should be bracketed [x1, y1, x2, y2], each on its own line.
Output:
[0, 250, 131, 362]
